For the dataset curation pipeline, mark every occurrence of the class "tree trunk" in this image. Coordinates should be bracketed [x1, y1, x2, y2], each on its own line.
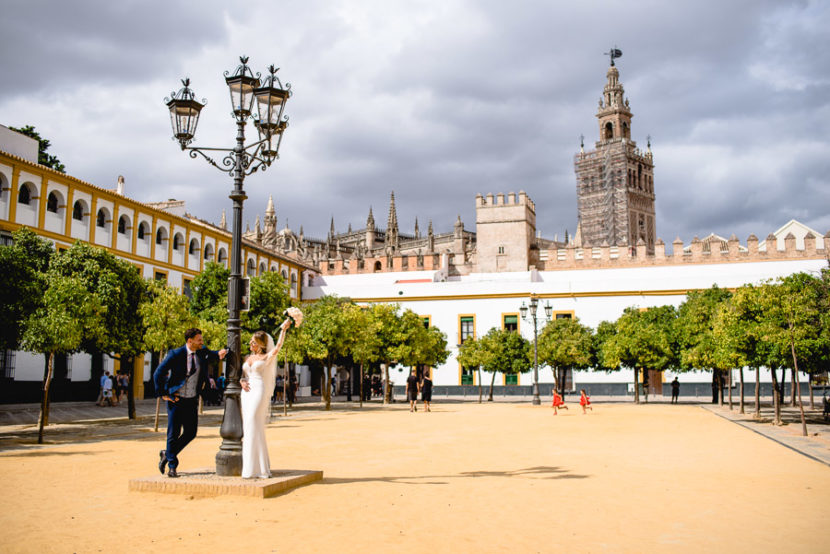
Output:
[809, 380, 814, 410]
[38, 352, 55, 444]
[770, 368, 782, 425]
[633, 367, 640, 404]
[754, 367, 760, 419]
[711, 370, 718, 404]
[718, 371, 724, 406]
[727, 369, 733, 410]
[359, 364, 364, 408]
[478, 367, 483, 403]
[488, 370, 497, 402]
[41, 355, 51, 426]
[739, 367, 745, 414]
[790, 338, 808, 437]
[383, 363, 390, 405]
[324, 364, 332, 411]
[777, 368, 786, 406]
[125, 356, 136, 420]
[790, 368, 797, 407]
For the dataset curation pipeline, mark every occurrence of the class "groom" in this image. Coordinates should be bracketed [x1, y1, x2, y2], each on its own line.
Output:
[153, 328, 227, 478]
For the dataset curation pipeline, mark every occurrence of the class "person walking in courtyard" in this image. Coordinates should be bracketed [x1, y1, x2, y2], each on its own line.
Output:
[671, 377, 680, 404]
[153, 328, 226, 478]
[101, 372, 114, 407]
[406, 369, 419, 412]
[552, 389, 567, 415]
[421, 371, 433, 412]
[579, 389, 592, 414]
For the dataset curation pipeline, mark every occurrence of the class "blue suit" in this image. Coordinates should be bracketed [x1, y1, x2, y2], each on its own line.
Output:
[153, 345, 220, 470]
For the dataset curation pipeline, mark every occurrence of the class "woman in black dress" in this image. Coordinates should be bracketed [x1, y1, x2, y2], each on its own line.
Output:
[421, 371, 433, 412]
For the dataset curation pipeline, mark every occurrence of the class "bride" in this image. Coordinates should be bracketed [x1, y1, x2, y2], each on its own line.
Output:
[240, 320, 291, 479]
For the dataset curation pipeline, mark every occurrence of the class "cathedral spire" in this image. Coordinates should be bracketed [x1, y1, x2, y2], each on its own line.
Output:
[266, 194, 275, 216]
[367, 206, 375, 229]
[329, 216, 335, 238]
[220, 209, 227, 230]
[387, 192, 398, 234]
[414, 217, 420, 238]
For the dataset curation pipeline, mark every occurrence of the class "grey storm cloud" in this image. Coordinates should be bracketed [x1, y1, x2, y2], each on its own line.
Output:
[1, 0, 827, 246]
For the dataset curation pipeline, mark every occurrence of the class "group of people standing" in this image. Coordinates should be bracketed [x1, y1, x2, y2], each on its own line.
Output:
[406, 369, 433, 412]
[96, 371, 129, 407]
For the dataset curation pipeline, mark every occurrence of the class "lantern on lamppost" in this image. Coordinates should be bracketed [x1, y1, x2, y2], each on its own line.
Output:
[165, 56, 291, 476]
[520, 296, 552, 405]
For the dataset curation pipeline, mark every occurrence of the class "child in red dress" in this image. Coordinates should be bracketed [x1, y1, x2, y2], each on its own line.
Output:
[579, 389, 592, 414]
[551, 390, 567, 414]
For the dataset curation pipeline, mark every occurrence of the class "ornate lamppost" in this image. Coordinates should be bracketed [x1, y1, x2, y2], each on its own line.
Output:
[165, 57, 291, 476]
[520, 296, 552, 405]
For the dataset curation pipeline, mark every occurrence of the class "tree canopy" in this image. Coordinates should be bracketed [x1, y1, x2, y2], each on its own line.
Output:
[10, 125, 66, 173]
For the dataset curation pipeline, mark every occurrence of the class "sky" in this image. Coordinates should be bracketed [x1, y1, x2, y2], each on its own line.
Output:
[2, 0, 828, 247]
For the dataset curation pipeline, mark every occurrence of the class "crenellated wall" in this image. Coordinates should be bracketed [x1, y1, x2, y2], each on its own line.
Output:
[538, 232, 829, 270]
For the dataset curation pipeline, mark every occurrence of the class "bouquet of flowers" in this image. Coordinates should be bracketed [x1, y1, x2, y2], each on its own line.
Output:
[283, 306, 304, 328]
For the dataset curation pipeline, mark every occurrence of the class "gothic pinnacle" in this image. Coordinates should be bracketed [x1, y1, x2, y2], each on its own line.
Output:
[266, 194, 275, 216]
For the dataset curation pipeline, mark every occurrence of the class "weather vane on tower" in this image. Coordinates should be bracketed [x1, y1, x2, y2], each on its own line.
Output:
[606, 47, 622, 66]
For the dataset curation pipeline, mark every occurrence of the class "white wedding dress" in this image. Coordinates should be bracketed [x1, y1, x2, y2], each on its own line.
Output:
[241, 357, 275, 478]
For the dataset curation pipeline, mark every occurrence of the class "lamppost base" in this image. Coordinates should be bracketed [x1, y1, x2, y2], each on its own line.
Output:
[215, 449, 243, 477]
[531, 396, 541, 406]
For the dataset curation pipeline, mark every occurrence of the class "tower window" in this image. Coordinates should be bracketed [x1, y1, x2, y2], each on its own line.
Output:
[498, 245, 505, 254]
[604, 122, 613, 140]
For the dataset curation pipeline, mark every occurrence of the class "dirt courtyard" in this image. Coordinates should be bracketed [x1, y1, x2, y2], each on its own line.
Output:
[1, 402, 828, 553]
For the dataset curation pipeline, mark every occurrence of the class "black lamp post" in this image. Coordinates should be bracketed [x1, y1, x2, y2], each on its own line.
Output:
[520, 296, 552, 405]
[165, 56, 291, 476]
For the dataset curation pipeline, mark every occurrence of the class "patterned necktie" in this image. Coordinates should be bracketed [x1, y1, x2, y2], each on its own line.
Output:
[188, 353, 194, 376]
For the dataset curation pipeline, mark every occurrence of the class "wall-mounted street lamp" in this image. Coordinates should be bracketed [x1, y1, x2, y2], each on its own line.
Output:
[520, 296, 552, 405]
[165, 56, 291, 476]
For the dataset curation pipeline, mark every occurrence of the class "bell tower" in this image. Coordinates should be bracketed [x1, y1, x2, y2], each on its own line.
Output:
[574, 49, 656, 253]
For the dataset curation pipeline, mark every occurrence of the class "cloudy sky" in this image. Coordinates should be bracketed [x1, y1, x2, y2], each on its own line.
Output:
[2, 0, 828, 246]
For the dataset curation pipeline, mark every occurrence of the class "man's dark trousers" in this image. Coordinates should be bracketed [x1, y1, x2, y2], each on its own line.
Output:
[165, 396, 199, 470]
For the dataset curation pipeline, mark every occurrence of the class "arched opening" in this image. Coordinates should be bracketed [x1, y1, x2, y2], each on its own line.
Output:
[72, 200, 85, 221]
[17, 183, 32, 205]
[47, 192, 60, 213]
[189, 238, 199, 255]
[173, 232, 183, 251]
[246, 259, 255, 276]
[281, 269, 288, 280]
[259, 262, 266, 275]
[374, 261, 382, 272]
[217, 248, 228, 266]
[156, 227, 167, 245]
[622, 122, 629, 139]
[96, 208, 107, 228]
[117, 215, 129, 235]
[604, 122, 614, 140]
[137, 221, 149, 240]
[290, 272, 297, 293]
[203, 243, 214, 261]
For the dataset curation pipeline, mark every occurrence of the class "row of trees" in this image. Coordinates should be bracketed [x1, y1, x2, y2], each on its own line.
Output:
[279, 297, 450, 410]
[457, 270, 828, 436]
[0, 230, 453, 442]
[0, 230, 294, 442]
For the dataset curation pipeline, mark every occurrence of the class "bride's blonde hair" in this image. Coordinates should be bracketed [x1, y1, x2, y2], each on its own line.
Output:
[251, 331, 269, 353]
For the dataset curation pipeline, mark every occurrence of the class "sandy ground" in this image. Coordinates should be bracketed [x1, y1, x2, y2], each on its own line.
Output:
[1, 402, 828, 554]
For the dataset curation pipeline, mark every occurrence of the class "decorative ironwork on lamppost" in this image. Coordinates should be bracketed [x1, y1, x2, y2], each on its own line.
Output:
[520, 296, 552, 405]
[165, 56, 291, 476]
